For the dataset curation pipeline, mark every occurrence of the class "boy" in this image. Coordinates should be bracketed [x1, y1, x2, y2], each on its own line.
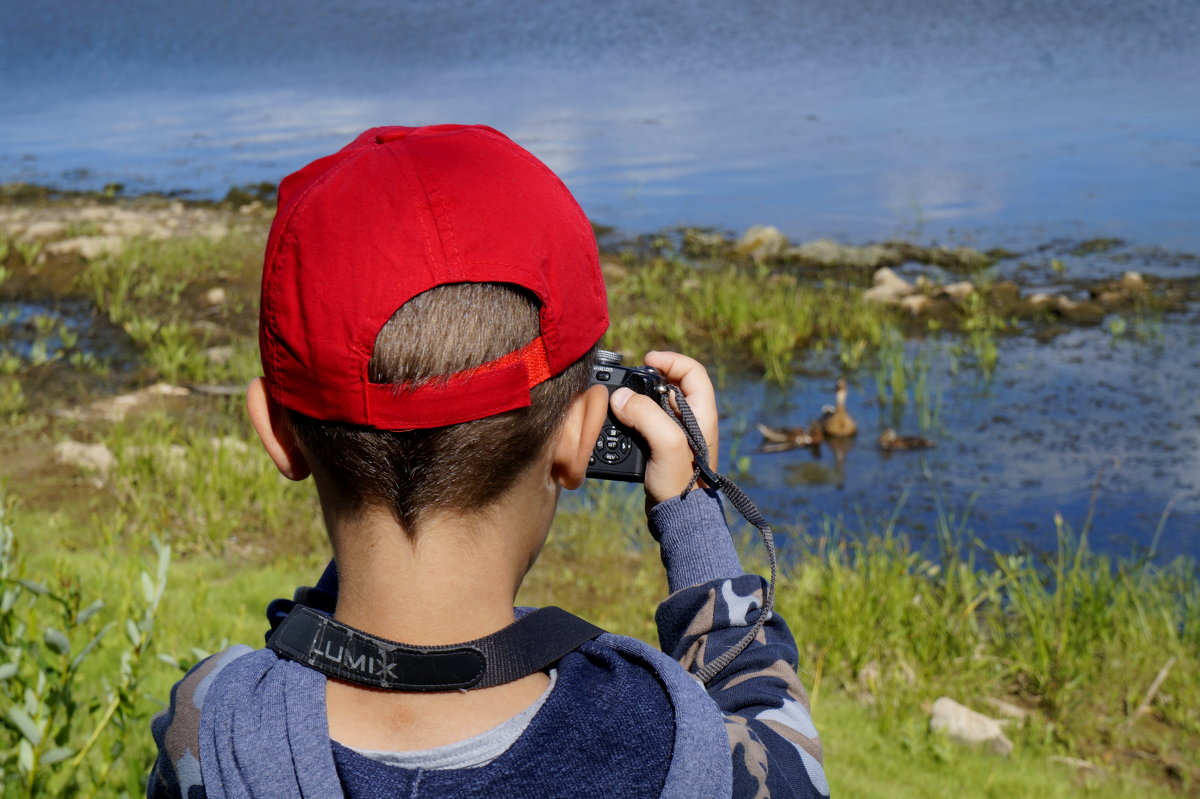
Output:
[149, 124, 827, 797]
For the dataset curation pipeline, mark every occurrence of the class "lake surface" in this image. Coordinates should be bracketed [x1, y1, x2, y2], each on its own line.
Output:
[2, 0, 1198, 250]
[1, 0, 1197, 559]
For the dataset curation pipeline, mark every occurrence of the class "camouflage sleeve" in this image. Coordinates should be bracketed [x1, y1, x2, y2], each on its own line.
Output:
[655, 559, 828, 795]
[148, 646, 254, 799]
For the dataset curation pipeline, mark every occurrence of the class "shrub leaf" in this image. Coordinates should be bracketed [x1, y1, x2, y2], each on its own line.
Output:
[44, 627, 71, 656]
[6, 706, 42, 745]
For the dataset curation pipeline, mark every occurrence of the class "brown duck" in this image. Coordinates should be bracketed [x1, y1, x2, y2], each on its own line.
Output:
[820, 378, 857, 438]
[878, 429, 936, 451]
[756, 422, 823, 452]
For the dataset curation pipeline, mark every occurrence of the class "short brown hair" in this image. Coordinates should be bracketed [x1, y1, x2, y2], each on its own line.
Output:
[288, 283, 596, 536]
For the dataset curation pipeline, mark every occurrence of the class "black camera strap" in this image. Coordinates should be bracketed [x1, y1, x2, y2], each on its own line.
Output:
[659, 384, 778, 686]
[267, 604, 605, 692]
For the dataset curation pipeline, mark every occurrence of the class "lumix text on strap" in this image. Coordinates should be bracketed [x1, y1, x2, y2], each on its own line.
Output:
[267, 605, 604, 692]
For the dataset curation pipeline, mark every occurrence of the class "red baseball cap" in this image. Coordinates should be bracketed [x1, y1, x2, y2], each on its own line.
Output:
[259, 125, 609, 430]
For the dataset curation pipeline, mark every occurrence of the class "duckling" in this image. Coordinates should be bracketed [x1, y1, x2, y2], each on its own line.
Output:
[756, 422, 823, 452]
[820, 378, 857, 438]
[878, 429, 936, 452]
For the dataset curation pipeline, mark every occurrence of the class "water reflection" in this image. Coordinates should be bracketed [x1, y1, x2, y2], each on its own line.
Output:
[2, 0, 1197, 249]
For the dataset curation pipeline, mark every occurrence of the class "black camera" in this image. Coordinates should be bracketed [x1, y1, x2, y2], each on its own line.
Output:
[586, 350, 666, 482]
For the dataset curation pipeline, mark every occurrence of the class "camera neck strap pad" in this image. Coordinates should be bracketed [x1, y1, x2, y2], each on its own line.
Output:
[267, 604, 605, 692]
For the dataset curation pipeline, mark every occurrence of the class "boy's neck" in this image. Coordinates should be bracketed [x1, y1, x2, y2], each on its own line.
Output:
[326, 476, 557, 647]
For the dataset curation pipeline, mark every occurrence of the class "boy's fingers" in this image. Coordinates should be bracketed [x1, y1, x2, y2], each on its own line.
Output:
[642, 351, 718, 466]
[610, 388, 696, 500]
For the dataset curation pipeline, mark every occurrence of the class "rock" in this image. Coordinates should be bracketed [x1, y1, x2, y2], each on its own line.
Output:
[202, 287, 228, 307]
[203, 222, 230, 240]
[203, 345, 235, 366]
[1055, 296, 1106, 325]
[682, 228, 728, 257]
[1120, 271, 1146, 293]
[45, 235, 125, 259]
[1048, 755, 1100, 772]
[599, 256, 629, 282]
[735, 225, 789, 262]
[899, 294, 934, 315]
[54, 440, 116, 478]
[57, 383, 191, 422]
[788, 239, 902, 269]
[210, 436, 251, 454]
[1025, 293, 1056, 312]
[939, 281, 975, 303]
[863, 267, 915, 304]
[929, 697, 1013, 756]
[989, 281, 1021, 306]
[22, 220, 68, 240]
[1093, 270, 1149, 306]
[922, 246, 993, 271]
[984, 698, 1031, 721]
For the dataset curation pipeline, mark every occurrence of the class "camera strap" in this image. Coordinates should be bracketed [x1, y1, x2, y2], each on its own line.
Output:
[266, 604, 605, 692]
[658, 384, 778, 686]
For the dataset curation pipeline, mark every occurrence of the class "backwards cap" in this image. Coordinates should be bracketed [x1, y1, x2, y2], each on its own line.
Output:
[259, 125, 609, 430]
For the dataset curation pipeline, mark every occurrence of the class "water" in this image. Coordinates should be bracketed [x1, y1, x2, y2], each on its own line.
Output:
[2, 0, 1198, 559]
[715, 317, 1200, 561]
[2, 0, 1198, 250]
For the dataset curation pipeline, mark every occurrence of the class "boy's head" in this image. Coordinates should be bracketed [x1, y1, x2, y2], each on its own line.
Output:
[254, 125, 609, 534]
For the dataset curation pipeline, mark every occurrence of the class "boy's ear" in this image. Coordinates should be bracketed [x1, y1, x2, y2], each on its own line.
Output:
[246, 377, 312, 481]
[551, 384, 610, 490]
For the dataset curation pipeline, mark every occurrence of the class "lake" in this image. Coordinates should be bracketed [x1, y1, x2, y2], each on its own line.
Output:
[1, 0, 1197, 559]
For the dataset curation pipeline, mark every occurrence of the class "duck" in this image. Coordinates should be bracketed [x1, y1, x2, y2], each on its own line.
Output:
[878, 429, 936, 452]
[756, 422, 823, 452]
[820, 378, 857, 438]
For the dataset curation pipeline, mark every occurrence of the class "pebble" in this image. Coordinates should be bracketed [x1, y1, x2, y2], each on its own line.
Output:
[735, 224, 789, 262]
[53, 440, 116, 478]
[45, 235, 125, 259]
[929, 696, 1013, 756]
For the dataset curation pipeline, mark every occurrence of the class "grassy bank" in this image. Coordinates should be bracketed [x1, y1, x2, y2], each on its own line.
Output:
[1, 207, 1198, 795]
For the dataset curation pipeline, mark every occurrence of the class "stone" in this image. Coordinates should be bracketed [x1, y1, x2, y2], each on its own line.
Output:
[45, 235, 125, 259]
[735, 225, 789, 262]
[1026, 292, 1056, 310]
[1055, 296, 1106, 325]
[862, 267, 915, 304]
[204, 222, 230, 240]
[682, 228, 728, 257]
[210, 436, 251, 454]
[787, 239, 902, 269]
[54, 440, 116, 478]
[929, 697, 1013, 756]
[989, 281, 1021, 306]
[203, 345, 235, 366]
[940, 281, 975, 303]
[22, 220, 67, 240]
[984, 698, 1031, 721]
[202, 287, 228, 307]
[1120, 271, 1146, 293]
[898, 294, 934, 315]
[58, 383, 190, 422]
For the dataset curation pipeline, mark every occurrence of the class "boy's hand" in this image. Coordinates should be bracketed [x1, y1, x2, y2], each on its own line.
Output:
[609, 351, 719, 506]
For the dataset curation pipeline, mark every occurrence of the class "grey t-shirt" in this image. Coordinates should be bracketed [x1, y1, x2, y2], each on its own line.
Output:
[343, 670, 558, 770]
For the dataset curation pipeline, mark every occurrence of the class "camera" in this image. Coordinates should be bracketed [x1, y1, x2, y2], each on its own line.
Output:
[586, 350, 666, 482]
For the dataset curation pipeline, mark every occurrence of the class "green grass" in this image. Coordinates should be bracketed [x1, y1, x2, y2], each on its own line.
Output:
[1, 217, 1197, 795]
[3, 474, 1196, 796]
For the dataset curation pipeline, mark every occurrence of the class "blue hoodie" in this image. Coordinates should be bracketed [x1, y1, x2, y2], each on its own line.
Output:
[149, 490, 828, 797]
